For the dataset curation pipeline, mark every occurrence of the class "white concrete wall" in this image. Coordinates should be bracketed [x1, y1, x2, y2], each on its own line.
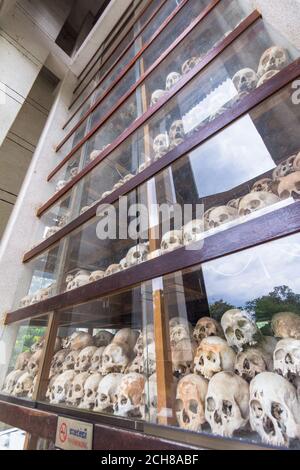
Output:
[0, 0, 73, 145]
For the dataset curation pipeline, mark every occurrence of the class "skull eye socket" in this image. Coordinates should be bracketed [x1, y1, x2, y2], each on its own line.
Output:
[274, 349, 285, 361]
[100, 394, 107, 402]
[103, 355, 109, 363]
[175, 398, 183, 412]
[225, 327, 234, 338]
[271, 402, 285, 421]
[250, 399, 263, 418]
[207, 351, 217, 363]
[222, 400, 233, 416]
[206, 397, 216, 412]
[87, 389, 93, 397]
[120, 395, 128, 405]
[75, 384, 81, 392]
[189, 399, 198, 414]
[57, 386, 63, 393]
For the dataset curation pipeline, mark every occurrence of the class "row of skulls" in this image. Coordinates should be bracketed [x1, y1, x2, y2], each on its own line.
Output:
[174, 309, 300, 447]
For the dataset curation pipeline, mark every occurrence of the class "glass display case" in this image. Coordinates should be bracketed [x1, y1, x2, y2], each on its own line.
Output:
[2, 0, 300, 452]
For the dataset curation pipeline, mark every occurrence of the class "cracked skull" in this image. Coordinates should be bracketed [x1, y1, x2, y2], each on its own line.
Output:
[62, 331, 93, 350]
[257, 46, 289, 77]
[113, 328, 139, 350]
[93, 330, 113, 347]
[194, 337, 236, 380]
[249, 372, 300, 447]
[63, 350, 80, 371]
[13, 372, 33, 397]
[252, 178, 275, 193]
[50, 349, 70, 377]
[150, 89, 166, 106]
[233, 68, 258, 93]
[101, 343, 131, 375]
[234, 347, 272, 383]
[176, 374, 208, 432]
[90, 347, 106, 373]
[205, 371, 249, 437]
[50, 370, 76, 404]
[207, 206, 237, 229]
[114, 372, 145, 418]
[221, 309, 262, 352]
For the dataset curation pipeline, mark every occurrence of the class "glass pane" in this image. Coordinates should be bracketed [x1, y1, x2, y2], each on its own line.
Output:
[0, 425, 26, 450]
[157, 233, 300, 448]
[0, 315, 49, 401]
[41, 285, 155, 423]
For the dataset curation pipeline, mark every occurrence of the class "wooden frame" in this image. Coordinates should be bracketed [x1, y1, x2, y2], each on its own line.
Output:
[25, 58, 300, 261]
[57, 0, 220, 152]
[9, 201, 300, 324]
[0, 398, 271, 449]
[75, 0, 145, 89]
[45, 10, 260, 209]
[66, 0, 190, 124]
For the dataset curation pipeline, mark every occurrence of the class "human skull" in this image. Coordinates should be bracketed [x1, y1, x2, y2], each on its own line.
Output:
[3, 370, 24, 394]
[221, 309, 262, 352]
[134, 326, 155, 356]
[204, 207, 217, 229]
[101, 343, 131, 375]
[183, 219, 205, 245]
[67, 372, 89, 406]
[63, 350, 80, 371]
[153, 133, 169, 159]
[272, 312, 300, 339]
[46, 374, 58, 401]
[89, 150, 101, 162]
[170, 323, 192, 347]
[249, 372, 300, 447]
[113, 180, 123, 191]
[181, 57, 200, 75]
[89, 270, 105, 283]
[193, 317, 224, 344]
[119, 257, 128, 270]
[138, 159, 151, 173]
[126, 243, 149, 267]
[70, 167, 79, 178]
[238, 192, 280, 217]
[78, 373, 103, 410]
[15, 351, 32, 371]
[169, 317, 192, 330]
[194, 337, 236, 380]
[175, 374, 208, 432]
[50, 370, 76, 404]
[274, 339, 300, 385]
[257, 69, 279, 87]
[126, 355, 144, 374]
[113, 328, 139, 350]
[31, 336, 48, 353]
[101, 190, 112, 199]
[55, 180, 68, 193]
[206, 371, 249, 437]
[207, 206, 237, 229]
[50, 349, 70, 378]
[94, 373, 124, 413]
[169, 120, 185, 149]
[257, 46, 289, 77]
[122, 173, 134, 184]
[105, 264, 120, 277]
[234, 347, 272, 382]
[66, 271, 90, 291]
[227, 198, 241, 210]
[233, 68, 258, 93]
[44, 226, 60, 239]
[62, 331, 93, 350]
[150, 89, 166, 106]
[13, 372, 34, 397]
[161, 230, 183, 253]
[172, 339, 196, 379]
[93, 330, 114, 347]
[277, 172, 300, 199]
[165, 71, 181, 91]
[273, 155, 297, 179]
[90, 347, 106, 373]
[252, 178, 275, 193]
[114, 373, 145, 418]
[27, 349, 44, 377]
[75, 346, 97, 372]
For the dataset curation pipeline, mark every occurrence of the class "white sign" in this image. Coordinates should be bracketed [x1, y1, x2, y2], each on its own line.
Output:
[55, 417, 93, 451]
